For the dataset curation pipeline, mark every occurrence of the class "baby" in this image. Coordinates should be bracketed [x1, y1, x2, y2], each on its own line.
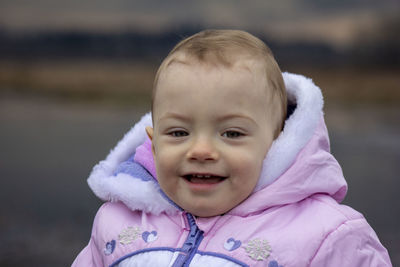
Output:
[72, 30, 392, 266]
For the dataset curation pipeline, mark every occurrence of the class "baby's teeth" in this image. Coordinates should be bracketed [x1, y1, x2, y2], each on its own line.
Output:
[193, 175, 212, 178]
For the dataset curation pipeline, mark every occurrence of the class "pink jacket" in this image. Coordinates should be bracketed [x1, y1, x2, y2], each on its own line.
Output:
[72, 73, 392, 267]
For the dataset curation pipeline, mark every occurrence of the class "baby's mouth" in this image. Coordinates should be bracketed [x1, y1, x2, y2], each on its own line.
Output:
[183, 174, 227, 184]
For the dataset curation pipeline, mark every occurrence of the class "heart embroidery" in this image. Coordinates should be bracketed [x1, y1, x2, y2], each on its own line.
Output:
[142, 230, 158, 243]
[104, 240, 116, 255]
[268, 260, 284, 267]
[224, 237, 242, 251]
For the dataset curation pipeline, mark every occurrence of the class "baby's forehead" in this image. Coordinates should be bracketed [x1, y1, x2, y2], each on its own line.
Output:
[160, 56, 267, 84]
[154, 60, 272, 109]
[152, 54, 274, 113]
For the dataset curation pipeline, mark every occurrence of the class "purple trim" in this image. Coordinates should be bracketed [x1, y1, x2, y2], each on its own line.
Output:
[171, 253, 187, 267]
[196, 251, 249, 267]
[134, 137, 157, 179]
[113, 153, 153, 182]
[108, 245, 249, 267]
[170, 213, 204, 266]
[109, 247, 183, 267]
[114, 152, 183, 211]
[183, 224, 203, 266]
[110, 214, 204, 266]
[268, 260, 284, 267]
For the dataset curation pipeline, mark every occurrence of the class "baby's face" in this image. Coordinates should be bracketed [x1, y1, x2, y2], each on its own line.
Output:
[147, 61, 275, 217]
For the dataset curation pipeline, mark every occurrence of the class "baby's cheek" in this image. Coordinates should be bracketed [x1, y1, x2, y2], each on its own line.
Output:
[232, 156, 261, 184]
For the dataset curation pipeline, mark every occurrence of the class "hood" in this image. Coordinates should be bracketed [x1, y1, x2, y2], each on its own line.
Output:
[87, 72, 347, 216]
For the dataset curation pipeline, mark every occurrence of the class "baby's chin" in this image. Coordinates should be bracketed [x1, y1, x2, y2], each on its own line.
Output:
[191, 211, 224, 218]
[183, 205, 232, 218]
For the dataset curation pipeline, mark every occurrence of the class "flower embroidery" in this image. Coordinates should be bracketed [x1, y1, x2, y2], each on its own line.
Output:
[244, 238, 271, 261]
[118, 226, 142, 245]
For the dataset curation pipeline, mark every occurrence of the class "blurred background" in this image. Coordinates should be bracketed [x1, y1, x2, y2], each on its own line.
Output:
[0, 0, 399, 266]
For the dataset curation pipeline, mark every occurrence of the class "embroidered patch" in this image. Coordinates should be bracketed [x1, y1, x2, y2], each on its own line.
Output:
[142, 230, 158, 243]
[104, 240, 116, 255]
[244, 238, 271, 261]
[268, 260, 284, 267]
[118, 226, 142, 245]
[224, 237, 242, 251]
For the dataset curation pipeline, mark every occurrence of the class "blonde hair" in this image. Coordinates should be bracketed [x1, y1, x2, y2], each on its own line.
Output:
[152, 29, 287, 137]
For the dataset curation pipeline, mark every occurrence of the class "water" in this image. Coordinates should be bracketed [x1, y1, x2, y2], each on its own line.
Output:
[0, 93, 399, 266]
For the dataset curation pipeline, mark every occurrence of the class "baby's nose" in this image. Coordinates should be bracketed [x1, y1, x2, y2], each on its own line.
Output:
[186, 137, 219, 162]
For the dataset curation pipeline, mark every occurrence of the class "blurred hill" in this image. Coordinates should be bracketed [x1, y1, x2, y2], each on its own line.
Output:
[1, 0, 399, 105]
[0, 23, 399, 107]
[0, 18, 399, 67]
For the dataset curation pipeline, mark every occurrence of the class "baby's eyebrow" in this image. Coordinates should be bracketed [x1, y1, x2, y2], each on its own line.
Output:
[216, 114, 258, 125]
[159, 112, 191, 122]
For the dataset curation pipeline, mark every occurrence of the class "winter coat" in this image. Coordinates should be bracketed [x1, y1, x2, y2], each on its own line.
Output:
[72, 73, 392, 267]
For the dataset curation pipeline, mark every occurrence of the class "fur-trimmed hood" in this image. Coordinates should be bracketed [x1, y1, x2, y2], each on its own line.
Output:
[87, 72, 347, 216]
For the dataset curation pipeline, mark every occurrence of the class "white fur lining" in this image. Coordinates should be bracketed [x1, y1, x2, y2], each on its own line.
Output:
[87, 113, 178, 215]
[87, 72, 323, 213]
[254, 72, 323, 191]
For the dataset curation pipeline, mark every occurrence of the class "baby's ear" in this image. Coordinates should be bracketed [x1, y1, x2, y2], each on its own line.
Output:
[145, 126, 154, 141]
[145, 126, 155, 155]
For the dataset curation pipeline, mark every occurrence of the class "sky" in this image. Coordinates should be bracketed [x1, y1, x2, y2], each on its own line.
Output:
[0, 0, 399, 49]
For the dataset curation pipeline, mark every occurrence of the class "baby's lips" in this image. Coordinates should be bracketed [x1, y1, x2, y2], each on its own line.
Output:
[181, 173, 229, 183]
[182, 172, 227, 179]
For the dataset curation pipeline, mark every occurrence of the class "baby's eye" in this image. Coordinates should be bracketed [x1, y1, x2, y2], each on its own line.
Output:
[222, 130, 244, 138]
[169, 130, 188, 137]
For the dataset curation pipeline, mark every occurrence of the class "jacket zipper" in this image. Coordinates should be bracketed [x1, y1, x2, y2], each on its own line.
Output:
[171, 213, 204, 267]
